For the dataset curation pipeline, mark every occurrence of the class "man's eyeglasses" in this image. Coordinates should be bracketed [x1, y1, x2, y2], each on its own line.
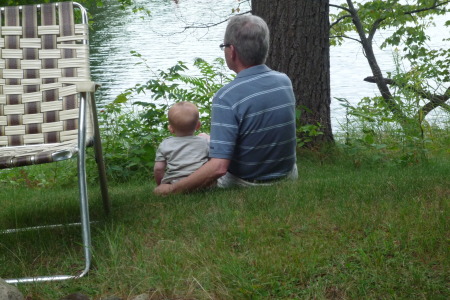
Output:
[219, 43, 231, 50]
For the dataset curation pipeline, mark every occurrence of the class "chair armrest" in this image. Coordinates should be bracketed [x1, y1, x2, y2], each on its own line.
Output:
[75, 81, 98, 93]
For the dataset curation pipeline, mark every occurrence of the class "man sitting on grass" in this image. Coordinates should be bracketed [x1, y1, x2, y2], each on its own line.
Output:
[154, 14, 297, 195]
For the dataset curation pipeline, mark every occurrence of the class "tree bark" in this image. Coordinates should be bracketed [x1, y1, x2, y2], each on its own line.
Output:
[252, 0, 333, 146]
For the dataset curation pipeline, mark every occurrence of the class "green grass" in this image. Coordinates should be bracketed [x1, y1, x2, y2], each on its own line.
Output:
[1, 154, 449, 299]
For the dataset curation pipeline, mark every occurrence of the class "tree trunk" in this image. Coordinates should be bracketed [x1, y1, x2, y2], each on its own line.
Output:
[252, 0, 333, 146]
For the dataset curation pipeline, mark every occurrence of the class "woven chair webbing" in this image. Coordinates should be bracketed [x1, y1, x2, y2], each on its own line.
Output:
[0, 2, 91, 148]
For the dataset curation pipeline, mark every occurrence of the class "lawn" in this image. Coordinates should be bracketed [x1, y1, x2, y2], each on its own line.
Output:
[1, 155, 449, 299]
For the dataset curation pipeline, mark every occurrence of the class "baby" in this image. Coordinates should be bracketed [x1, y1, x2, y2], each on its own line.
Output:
[154, 101, 209, 185]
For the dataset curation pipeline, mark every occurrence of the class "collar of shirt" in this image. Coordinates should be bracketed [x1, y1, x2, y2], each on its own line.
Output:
[236, 64, 272, 79]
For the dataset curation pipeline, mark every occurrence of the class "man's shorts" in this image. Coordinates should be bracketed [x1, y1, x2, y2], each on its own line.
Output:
[217, 164, 298, 188]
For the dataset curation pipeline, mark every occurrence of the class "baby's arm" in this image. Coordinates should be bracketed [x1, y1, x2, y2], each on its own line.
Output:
[154, 161, 167, 186]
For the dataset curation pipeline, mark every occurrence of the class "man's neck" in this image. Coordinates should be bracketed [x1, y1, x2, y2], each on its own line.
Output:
[235, 64, 261, 74]
[235, 64, 257, 74]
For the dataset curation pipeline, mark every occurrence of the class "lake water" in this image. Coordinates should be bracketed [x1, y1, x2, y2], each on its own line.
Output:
[87, 0, 449, 132]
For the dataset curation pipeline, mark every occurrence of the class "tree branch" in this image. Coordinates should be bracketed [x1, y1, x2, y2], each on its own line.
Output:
[364, 76, 450, 117]
[330, 14, 352, 28]
[364, 76, 394, 85]
[330, 4, 352, 14]
[404, 0, 450, 15]
[330, 35, 362, 44]
[421, 96, 450, 116]
[183, 10, 251, 30]
[368, 18, 385, 43]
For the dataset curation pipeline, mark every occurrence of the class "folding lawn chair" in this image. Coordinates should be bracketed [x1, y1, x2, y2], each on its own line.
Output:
[0, 1, 110, 283]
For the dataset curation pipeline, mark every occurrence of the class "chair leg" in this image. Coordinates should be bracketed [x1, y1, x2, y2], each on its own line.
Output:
[4, 92, 93, 284]
[90, 92, 111, 215]
[94, 137, 110, 215]
[76, 91, 92, 278]
[4, 154, 92, 283]
[78, 136, 92, 280]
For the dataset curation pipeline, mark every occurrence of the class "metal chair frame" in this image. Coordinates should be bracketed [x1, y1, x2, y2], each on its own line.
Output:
[0, 1, 110, 284]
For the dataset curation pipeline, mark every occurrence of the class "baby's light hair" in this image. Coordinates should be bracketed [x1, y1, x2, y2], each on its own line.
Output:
[168, 101, 200, 136]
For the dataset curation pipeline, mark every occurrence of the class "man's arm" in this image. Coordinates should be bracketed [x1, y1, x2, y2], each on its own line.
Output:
[153, 161, 166, 186]
[153, 158, 230, 195]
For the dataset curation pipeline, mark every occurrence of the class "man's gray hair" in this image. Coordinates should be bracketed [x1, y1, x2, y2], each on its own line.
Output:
[224, 15, 270, 66]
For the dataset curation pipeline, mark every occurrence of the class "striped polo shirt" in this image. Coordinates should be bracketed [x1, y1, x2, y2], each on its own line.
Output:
[210, 64, 297, 181]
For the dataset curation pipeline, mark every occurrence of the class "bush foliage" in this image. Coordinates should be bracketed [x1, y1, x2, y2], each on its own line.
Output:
[0, 58, 449, 187]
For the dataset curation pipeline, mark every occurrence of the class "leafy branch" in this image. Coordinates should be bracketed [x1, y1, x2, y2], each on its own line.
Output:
[330, 0, 450, 132]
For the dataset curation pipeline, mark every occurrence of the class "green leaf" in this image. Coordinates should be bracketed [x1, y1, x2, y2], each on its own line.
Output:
[114, 93, 129, 104]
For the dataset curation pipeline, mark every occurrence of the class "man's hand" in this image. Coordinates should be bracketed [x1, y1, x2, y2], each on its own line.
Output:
[153, 158, 230, 196]
[153, 183, 175, 196]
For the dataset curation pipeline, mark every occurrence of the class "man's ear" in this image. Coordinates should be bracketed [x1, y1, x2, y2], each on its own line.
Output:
[230, 44, 237, 60]
[195, 121, 201, 131]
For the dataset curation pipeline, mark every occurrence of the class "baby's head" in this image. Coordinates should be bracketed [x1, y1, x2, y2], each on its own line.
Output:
[168, 101, 201, 136]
